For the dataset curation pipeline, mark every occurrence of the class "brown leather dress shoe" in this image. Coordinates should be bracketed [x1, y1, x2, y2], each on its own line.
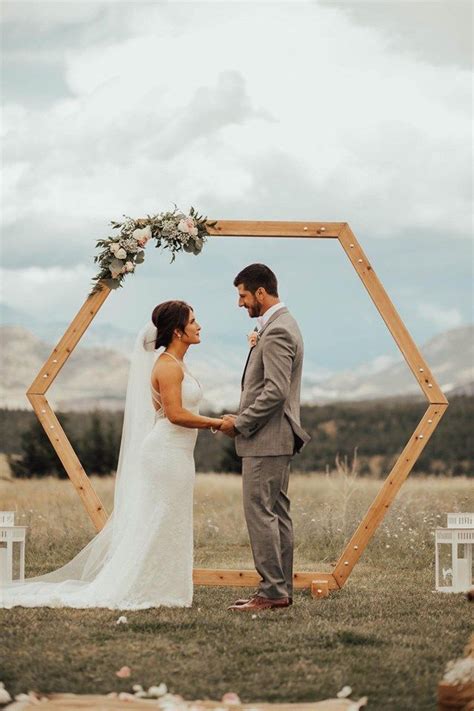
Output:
[228, 595, 291, 611]
[232, 593, 293, 606]
[231, 592, 261, 606]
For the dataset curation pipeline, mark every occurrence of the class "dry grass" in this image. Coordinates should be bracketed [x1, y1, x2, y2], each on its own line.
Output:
[1, 471, 473, 710]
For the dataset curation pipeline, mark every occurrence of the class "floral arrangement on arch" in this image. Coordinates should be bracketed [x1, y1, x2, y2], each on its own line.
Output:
[90, 205, 216, 295]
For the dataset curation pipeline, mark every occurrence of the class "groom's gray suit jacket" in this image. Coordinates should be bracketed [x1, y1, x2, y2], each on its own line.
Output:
[234, 307, 311, 457]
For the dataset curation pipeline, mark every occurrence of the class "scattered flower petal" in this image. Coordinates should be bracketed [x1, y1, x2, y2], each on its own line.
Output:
[0, 682, 12, 704]
[221, 691, 241, 704]
[115, 666, 131, 678]
[337, 685, 352, 698]
[15, 692, 42, 705]
[118, 691, 136, 701]
[0, 683, 11, 703]
[148, 683, 168, 697]
[116, 616, 128, 625]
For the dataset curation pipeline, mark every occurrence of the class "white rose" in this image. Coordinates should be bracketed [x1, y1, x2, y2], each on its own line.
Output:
[132, 225, 152, 242]
[125, 261, 135, 273]
[177, 219, 189, 233]
[191, 227, 198, 236]
[115, 247, 127, 260]
[109, 242, 120, 254]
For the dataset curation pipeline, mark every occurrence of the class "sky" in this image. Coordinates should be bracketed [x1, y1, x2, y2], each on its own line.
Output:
[1, 0, 472, 375]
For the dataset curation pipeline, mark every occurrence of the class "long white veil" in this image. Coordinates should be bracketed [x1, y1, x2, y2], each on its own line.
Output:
[1, 322, 158, 599]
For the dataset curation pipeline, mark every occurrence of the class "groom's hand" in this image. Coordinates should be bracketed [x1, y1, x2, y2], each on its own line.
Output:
[220, 414, 237, 438]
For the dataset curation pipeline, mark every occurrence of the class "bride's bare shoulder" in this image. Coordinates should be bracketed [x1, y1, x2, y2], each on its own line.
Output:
[152, 354, 184, 381]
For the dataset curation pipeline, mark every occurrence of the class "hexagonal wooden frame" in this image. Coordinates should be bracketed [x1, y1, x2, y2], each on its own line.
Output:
[26, 221, 448, 597]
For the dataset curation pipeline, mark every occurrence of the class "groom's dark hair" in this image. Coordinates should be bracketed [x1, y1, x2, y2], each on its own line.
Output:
[233, 264, 278, 297]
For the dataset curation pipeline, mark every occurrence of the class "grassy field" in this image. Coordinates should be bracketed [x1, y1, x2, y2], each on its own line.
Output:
[1, 471, 472, 710]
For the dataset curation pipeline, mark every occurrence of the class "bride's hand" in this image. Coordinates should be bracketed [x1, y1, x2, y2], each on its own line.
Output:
[210, 418, 224, 434]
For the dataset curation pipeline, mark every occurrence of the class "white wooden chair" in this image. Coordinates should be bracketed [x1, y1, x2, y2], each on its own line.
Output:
[0, 511, 27, 583]
[436, 513, 474, 593]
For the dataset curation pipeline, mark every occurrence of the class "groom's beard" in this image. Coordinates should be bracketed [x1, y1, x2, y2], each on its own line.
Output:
[247, 298, 262, 318]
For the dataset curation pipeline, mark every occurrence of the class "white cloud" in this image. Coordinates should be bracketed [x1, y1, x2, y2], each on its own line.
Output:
[1, 1, 471, 270]
[417, 302, 463, 331]
[0, 1, 103, 27]
[1, 1, 471, 372]
[328, 0, 472, 69]
[0, 265, 92, 318]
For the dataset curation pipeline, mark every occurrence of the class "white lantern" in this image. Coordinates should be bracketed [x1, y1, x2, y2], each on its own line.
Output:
[0, 511, 28, 583]
[435, 513, 474, 593]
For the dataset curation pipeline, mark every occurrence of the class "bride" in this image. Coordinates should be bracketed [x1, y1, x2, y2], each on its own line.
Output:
[0, 300, 224, 609]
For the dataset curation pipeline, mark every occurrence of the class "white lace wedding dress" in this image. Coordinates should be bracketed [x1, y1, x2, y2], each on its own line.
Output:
[0, 323, 202, 610]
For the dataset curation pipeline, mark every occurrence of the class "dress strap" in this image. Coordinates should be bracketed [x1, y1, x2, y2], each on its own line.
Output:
[161, 351, 185, 371]
[159, 351, 202, 392]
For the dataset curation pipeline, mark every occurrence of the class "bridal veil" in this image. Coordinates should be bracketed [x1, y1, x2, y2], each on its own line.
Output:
[0, 322, 160, 607]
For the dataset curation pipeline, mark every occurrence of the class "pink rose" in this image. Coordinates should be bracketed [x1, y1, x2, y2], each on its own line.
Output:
[177, 219, 189, 233]
[115, 666, 131, 678]
[132, 226, 152, 247]
[221, 692, 241, 705]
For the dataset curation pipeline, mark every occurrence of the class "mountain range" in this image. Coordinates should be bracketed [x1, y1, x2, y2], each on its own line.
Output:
[1, 316, 472, 411]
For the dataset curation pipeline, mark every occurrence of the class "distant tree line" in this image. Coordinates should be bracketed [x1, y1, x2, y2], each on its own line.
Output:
[1, 395, 472, 478]
[6, 411, 122, 478]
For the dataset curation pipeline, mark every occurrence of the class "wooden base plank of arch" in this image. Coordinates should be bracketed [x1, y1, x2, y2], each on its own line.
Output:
[26, 219, 448, 597]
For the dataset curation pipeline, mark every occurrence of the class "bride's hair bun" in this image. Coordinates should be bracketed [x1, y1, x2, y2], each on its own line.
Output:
[151, 300, 193, 349]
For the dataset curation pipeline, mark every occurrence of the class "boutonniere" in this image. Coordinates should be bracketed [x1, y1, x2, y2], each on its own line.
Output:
[247, 329, 261, 348]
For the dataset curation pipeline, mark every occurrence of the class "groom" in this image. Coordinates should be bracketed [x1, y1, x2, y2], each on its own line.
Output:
[220, 263, 310, 611]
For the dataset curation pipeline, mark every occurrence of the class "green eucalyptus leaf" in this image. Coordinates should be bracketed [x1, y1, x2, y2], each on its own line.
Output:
[101, 278, 121, 290]
[110, 257, 124, 270]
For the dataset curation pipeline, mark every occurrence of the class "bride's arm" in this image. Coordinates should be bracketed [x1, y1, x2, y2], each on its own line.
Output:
[154, 359, 223, 430]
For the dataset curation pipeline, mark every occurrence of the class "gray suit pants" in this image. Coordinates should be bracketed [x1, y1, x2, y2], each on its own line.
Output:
[242, 455, 293, 599]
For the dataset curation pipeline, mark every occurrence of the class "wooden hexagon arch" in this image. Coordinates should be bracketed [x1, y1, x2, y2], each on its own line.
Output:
[26, 221, 448, 598]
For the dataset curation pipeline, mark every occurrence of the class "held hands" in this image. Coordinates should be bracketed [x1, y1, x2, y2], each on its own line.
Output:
[220, 413, 237, 438]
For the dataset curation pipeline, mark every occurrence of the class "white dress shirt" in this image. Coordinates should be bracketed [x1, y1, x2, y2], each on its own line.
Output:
[256, 302, 286, 331]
